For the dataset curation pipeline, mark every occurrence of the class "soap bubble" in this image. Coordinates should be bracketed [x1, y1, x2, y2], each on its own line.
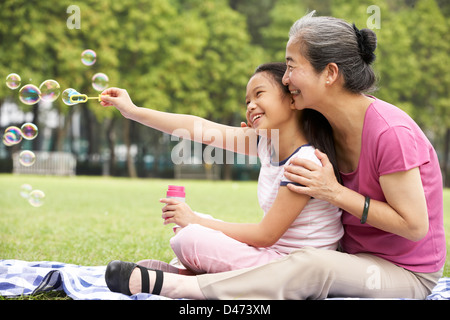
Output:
[3, 126, 22, 146]
[39, 79, 61, 102]
[3, 132, 17, 146]
[62, 88, 79, 106]
[92, 73, 109, 91]
[19, 84, 41, 105]
[81, 49, 97, 66]
[20, 184, 33, 199]
[6, 73, 21, 89]
[19, 150, 36, 167]
[28, 189, 45, 207]
[21, 123, 39, 140]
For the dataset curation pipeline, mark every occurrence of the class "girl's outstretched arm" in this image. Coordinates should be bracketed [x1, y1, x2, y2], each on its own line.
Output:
[100, 88, 257, 155]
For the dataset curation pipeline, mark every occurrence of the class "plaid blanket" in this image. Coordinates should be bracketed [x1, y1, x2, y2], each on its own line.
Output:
[0, 259, 449, 300]
[0, 259, 170, 300]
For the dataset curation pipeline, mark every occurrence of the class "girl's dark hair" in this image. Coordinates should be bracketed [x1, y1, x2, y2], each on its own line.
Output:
[301, 109, 341, 183]
[253, 62, 341, 182]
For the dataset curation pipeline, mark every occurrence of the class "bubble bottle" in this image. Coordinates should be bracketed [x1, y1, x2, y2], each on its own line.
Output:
[166, 185, 186, 202]
[166, 185, 185, 233]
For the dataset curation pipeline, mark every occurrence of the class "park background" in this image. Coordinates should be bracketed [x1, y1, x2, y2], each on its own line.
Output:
[0, 0, 449, 298]
[0, 0, 449, 183]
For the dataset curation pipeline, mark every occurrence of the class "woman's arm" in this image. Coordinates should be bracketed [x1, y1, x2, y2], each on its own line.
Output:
[100, 88, 257, 156]
[161, 187, 310, 247]
[284, 149, 429, 241]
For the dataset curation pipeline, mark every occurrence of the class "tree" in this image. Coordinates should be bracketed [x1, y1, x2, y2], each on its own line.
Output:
[406, 0, 450, 185]
[0, 0, 264, 178]
[260, 0, 308, 62]
[229, 0, 277, 45]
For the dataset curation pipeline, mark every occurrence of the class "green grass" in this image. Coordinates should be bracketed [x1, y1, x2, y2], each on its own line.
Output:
[0, 174, 262, 266]
[0, 174, 449, 300]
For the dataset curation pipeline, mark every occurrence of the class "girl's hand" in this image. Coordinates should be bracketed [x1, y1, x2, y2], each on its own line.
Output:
[240, 121, 252, 128]
[284, 149, 342, 204]
[100, 87, 137, 119]
[160, 198, 200, 228]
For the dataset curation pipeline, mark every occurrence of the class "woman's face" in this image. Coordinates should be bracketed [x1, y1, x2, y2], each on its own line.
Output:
[283, 39, 325, 110]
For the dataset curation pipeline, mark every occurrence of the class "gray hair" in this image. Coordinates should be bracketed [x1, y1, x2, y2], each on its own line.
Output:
[289, 11, 377, 93]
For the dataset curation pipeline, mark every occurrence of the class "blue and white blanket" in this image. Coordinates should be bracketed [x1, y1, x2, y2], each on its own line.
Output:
[0, 259, 170, 300]
[0, 259, 449, 300]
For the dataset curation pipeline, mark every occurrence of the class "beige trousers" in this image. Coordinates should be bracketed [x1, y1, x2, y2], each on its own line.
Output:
[197, 247, 442, 300]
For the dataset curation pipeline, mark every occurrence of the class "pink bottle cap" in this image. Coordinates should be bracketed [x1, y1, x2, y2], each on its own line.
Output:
[167, 185, 185, 198]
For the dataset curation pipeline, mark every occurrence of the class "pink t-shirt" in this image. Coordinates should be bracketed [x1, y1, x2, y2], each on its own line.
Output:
[340, 98, 446, 273]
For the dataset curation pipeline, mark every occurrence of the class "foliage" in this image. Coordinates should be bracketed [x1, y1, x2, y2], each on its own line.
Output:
[0, 0, 448, 180]
[260, 0, 308, 62]
[0, 0, 263, 119]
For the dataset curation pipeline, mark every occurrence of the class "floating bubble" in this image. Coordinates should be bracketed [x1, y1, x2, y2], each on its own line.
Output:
[20, 183, 33, 199]
[92, 73, 109, 91]
[28, 189, 45, 207]
[3, 126, 22, 146]
[19, 150, 36, 167]
[3, 132, 16, 147]
[81, 49, 97, 66]
[20, 122, 39, 140]
[6, 73, 21, 90]
[62, 88, 80, 106]
[19, 84, 41, 105]
[39, 79, 61, 102]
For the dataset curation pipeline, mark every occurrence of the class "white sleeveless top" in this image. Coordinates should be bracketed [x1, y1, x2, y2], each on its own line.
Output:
[257, 137, 344, 253]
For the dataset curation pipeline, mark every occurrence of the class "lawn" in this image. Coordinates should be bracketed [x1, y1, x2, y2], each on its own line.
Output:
[1, 173, 449, 299]
[0, 174, 262, 266]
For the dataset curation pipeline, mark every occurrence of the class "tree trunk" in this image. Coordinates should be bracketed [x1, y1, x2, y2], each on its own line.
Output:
[106, 117, 116, 176]
[81, 104, 95, 158]
[124, 119, 137, 178]
[443, 127, 450, 187]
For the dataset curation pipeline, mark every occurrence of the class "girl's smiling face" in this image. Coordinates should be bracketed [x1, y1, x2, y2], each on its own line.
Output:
[245, 72, 295, 131]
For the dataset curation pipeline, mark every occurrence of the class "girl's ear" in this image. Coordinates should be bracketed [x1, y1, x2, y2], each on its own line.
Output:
[290, 97, 296, 110]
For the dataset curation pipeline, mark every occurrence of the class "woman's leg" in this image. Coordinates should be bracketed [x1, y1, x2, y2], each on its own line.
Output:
[198, 246, 441, 299]
[170, 224, 283, 274]
[127, 246, 440, 299]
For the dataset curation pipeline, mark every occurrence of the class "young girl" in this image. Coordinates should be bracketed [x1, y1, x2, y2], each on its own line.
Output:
[102, 63, 343, 289]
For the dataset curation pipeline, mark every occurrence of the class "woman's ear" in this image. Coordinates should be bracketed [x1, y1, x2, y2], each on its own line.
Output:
[324, 63, 339, 85]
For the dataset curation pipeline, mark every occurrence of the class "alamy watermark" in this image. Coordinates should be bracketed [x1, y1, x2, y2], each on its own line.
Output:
[366, 265, 381, 290]
[367, 5, 381, 29]
[67, 5, 81, 29]
[169, 122, 279, 165]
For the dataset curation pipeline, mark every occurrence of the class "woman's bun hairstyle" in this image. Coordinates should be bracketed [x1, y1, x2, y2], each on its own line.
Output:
[352, 24, 377, 65]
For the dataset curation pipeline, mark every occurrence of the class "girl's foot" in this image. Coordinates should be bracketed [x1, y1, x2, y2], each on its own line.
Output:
[105, 260, 163, 296]
[106, 260, 205, 299]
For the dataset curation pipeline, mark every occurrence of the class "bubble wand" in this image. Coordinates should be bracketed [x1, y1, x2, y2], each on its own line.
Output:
[69, 94, 108, 103]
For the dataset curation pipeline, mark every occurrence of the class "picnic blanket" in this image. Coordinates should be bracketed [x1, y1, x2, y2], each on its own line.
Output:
[1, 259, 449, 300]
[0, 259, 171, 300]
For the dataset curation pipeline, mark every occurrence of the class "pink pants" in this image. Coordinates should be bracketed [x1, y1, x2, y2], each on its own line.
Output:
[170, 224, 284, 274]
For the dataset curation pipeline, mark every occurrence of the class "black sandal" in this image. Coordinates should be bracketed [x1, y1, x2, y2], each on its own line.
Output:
[105, 260, 164, 296]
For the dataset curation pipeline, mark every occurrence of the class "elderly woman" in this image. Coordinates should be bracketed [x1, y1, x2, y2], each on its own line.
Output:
[105, 12, 445, 300]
